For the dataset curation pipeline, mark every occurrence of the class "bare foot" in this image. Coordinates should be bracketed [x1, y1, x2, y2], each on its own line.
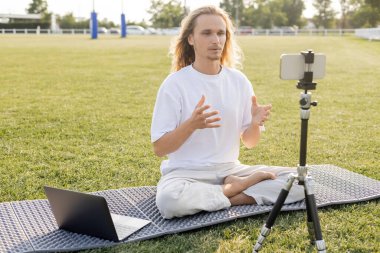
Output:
[229, 193, 256, 206]
[222, 171, 276, 198]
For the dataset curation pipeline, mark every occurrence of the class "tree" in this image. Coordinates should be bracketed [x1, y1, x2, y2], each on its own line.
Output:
[366, 0, 380, 10]
[220, 0, 245, 27]
[239, 0, 305, 29]
[148, 0, 185, 28]
[281, 0, 306, 27]
[224, 0, 275, 28]
[26, 0, 48, 14]
[340, 0, 351, 28]
[99, 19, 116, 29]
[240, 2, 256, 26]
[348, 0, 380, 27]
[55, 13, 90, 29]
[312, 0, 337, 28]
[25, 0, 51, 28]
[269, 0, 290, 27]
[57, 13, 76, 29]
[127, 20, 149, 28]
[364, 0, 380, 26]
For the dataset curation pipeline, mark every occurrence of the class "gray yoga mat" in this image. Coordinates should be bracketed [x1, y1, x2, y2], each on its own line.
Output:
[1, 164, 379, 253]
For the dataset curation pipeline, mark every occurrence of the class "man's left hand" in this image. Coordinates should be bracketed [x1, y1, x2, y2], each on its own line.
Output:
[251, 96, 272, 126]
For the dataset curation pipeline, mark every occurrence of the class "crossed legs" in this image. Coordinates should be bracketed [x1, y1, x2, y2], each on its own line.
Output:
[222, 171, 276, 205]
[156, 166, 296, 219]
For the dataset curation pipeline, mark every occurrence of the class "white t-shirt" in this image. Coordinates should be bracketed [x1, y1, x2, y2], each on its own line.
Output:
[151, 65, 262, 173]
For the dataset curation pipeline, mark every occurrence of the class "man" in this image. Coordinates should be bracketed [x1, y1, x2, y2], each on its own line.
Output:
[151, 6, 304, 219]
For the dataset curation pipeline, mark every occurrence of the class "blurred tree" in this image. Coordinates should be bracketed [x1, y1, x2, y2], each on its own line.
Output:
[57, 13, 76, 29]
[148, 0, 185, 28]
[127, 20, 150, 28]
[25, 0, 51, 27]
[350, 1, 380, 27]
[364, 0, 380, 26]
[281, 0, 306, 27]
[98, 18, 116, 29]
[239, 0, 305, 29]
[241, 2, 257, 26]
[269, 0, 288, 27]
[253, 1, 273, 28]
[340, 0, 351, 28]
[338, 0, 362, 28]
[56, 13, 90, 29]
[220, 0, 245, 27]
[312, 0, 337, 28]
[366, 0, 380, 10]
[26, 0, 48, 14]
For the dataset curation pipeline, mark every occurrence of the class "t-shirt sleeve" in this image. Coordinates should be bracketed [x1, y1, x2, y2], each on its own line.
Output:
[151, 80, 181, 143]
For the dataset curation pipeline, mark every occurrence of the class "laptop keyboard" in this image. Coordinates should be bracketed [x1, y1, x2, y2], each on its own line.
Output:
[111, 213, 151, 240]
[114, 224, 137, 238]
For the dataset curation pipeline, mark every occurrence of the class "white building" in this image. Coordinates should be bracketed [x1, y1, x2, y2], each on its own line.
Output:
[0, 13, 42, 24]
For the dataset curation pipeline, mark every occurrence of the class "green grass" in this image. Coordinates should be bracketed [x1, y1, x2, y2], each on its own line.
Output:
[0, 35, 379, 252]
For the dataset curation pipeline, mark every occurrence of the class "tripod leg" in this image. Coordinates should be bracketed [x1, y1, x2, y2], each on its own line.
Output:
[253, 174, 296, 253]
[304, 177, 326, 253]
[305, 188, 316, 244]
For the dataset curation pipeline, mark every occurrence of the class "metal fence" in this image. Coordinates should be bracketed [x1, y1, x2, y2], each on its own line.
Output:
[0, 28, 359, 36]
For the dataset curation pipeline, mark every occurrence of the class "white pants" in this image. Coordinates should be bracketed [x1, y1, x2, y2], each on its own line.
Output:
[156, 163, 305, 219]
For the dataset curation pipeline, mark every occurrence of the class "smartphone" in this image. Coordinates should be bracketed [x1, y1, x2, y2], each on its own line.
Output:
[280, 53, 326, 80]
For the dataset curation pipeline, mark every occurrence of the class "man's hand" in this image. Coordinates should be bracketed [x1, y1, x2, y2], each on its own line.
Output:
[251, 96, 272, 126]
[152, 95, 221, 157]
[189, 95, 221, 130]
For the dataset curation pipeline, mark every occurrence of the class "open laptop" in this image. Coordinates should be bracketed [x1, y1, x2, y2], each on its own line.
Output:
[44, 186, 151, 242]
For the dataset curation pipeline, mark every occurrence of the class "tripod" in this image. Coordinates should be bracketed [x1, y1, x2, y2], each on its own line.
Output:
[253, 51, 326, 253]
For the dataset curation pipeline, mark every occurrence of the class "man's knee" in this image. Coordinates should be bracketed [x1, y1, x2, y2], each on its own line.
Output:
[156, 184, 187, 219]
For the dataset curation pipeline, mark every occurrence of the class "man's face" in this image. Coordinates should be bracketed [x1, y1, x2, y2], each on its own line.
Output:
[188, 14, 227, 63]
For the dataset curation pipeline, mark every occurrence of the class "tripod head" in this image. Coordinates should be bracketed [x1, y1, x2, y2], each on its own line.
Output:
[297, 50, 317, 91]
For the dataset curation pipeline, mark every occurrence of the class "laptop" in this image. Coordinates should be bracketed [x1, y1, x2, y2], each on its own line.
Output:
[44, 186, 151, 242]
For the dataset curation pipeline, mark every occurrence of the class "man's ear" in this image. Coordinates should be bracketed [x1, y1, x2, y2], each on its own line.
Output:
[188, 34, 194, 46]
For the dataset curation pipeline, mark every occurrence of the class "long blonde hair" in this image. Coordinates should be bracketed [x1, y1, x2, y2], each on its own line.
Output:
[170, 5, 243, 72]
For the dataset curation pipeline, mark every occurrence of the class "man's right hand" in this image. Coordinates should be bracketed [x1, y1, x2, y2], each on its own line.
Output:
[153, 95, 221, 157]
[188, 95, 221, 130]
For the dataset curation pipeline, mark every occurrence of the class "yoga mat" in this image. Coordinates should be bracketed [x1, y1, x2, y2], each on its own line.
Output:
[1, 165, 379, 253]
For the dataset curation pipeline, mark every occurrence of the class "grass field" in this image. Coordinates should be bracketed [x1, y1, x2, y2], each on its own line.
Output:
[0, 34, 379, 252]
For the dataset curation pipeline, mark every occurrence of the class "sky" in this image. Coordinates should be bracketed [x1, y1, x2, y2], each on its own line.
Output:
[0, 0, 342, 25]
